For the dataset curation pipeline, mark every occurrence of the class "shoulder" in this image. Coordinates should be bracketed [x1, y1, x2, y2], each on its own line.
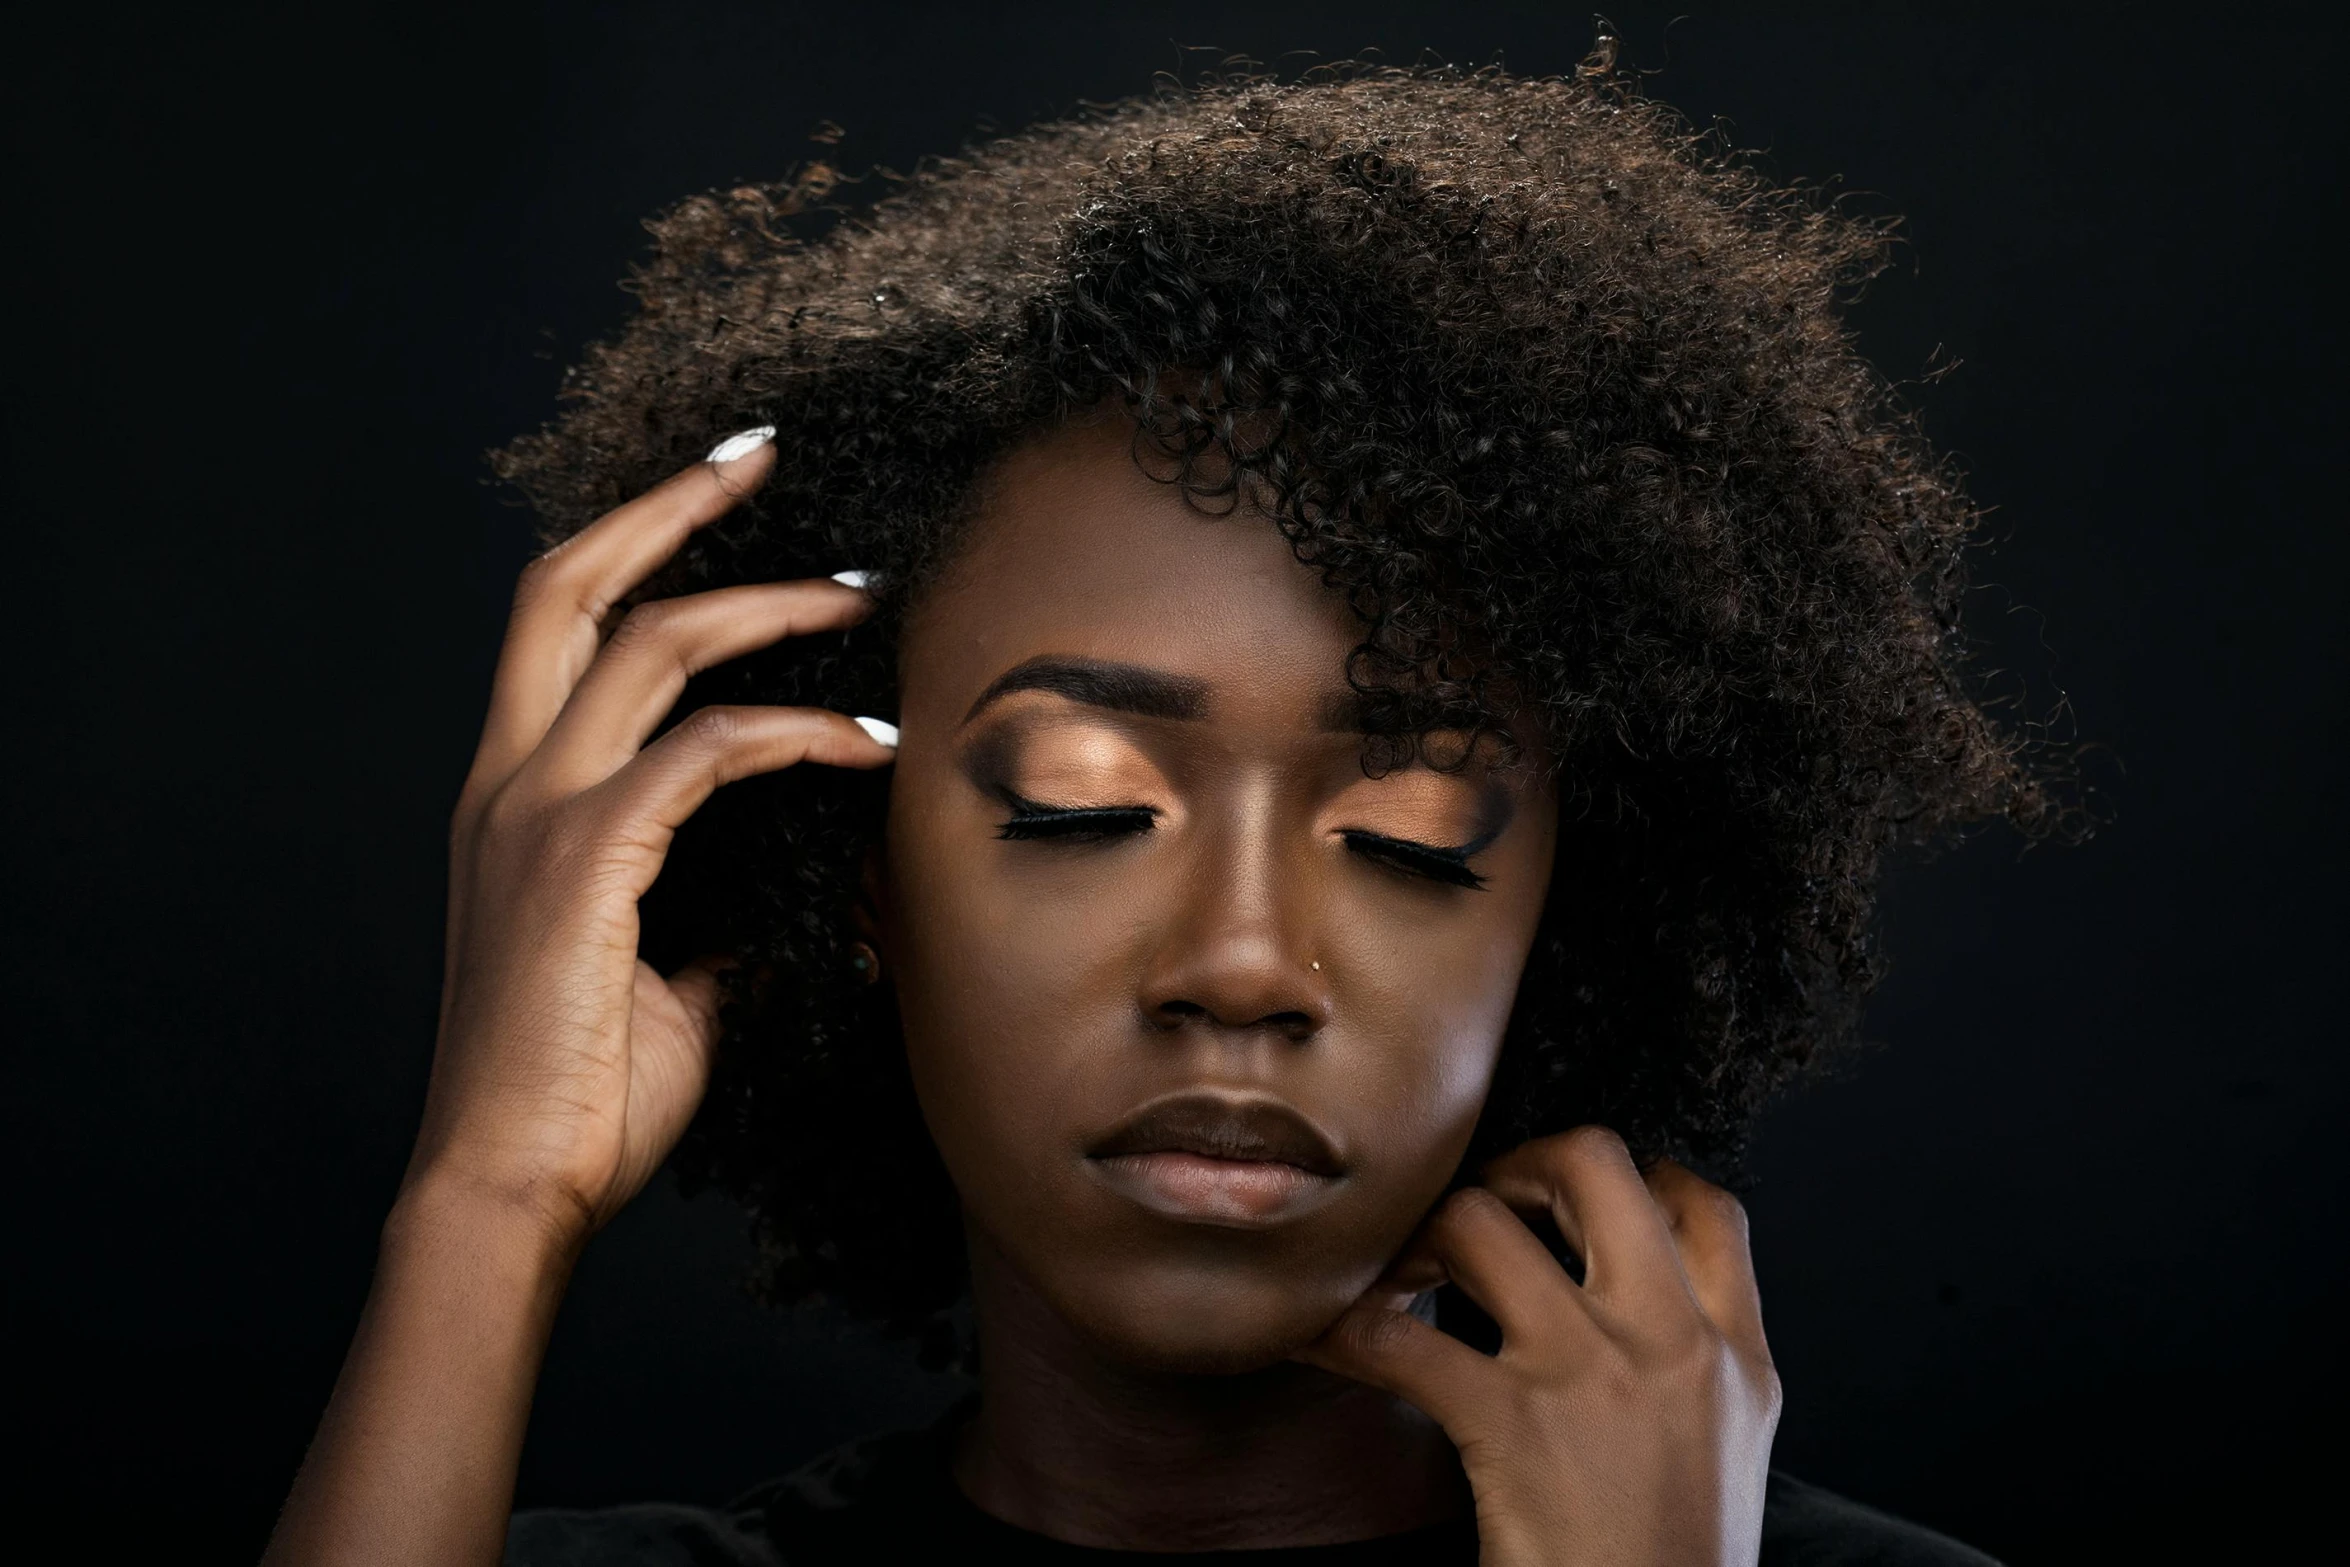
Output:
[1762, 1471, 2003, 1567]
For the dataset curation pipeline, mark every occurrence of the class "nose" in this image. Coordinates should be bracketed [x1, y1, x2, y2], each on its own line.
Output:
[1136, 806, 1333, 1042]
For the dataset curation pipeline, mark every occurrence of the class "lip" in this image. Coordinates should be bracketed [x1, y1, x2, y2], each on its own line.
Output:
[1084, 1091, 1347, 1229]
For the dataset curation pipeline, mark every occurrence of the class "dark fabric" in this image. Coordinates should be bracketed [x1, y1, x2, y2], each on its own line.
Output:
[507, 1393, 1999, 1565]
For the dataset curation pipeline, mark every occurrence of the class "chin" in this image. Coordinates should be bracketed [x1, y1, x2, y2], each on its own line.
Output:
[1060, 1261, 1361, 1376]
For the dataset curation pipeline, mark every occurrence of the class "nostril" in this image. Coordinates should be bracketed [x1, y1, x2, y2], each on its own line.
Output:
[1152, 1000, 1208, 1029]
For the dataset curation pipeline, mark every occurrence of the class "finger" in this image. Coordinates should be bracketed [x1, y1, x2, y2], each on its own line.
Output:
[468, 432, 779, 799]
[1644, 1160, 1768, 1360]
[524, 579, 872, 795]
[1479, 1126, 1685, 1310]
[1289, 1301, 1495, 1432]
[581, 705, 895, 893]
[1407, 1187, 1579, 1346]
[1367, 1238, 1451, 1302]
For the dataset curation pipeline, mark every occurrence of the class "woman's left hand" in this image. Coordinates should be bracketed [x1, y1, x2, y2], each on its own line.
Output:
[1291, 1126, 1782, 1567]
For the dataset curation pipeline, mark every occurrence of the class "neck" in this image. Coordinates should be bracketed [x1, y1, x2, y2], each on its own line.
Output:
[948, 1223, 1473, 1551]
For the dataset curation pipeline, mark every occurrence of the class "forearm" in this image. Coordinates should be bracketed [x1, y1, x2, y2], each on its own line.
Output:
[263, 1177, 580, 1567]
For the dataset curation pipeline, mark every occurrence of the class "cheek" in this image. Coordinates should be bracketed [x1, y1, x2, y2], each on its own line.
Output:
[1321, 892, 1535, 1184]
[1335, 897, 1527, 1074]
[1342, 985, 1507, 1200]
[882, 800, 1135, 1195]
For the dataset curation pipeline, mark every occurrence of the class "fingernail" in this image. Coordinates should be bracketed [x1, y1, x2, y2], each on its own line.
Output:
[830, 569, 873, 590]
[853, 716, 899, 748]
[705, 425, 776, 464]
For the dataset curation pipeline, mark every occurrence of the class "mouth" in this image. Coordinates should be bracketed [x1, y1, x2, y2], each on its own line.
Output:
[1084, 1091, 1347, 1228]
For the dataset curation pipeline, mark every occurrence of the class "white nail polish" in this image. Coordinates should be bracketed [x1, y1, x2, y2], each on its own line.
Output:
[705, 425, 776, 464]
[830, 569, 873, 590]
[853, 716, 900, 748]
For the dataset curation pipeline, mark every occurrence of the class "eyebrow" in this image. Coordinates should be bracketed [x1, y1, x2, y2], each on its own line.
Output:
[962, 656, 1212, 725]
[959, 654, 1411, 739]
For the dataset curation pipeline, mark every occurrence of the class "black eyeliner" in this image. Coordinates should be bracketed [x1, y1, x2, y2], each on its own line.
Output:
[995, 788, 1158, 842]
[1340, 827, 1493, 890]
[1338, 781, 1512, 891]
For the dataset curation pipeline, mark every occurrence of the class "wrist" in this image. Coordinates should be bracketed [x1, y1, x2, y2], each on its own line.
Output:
[384, 1164, 592, 1292]
[263, 1158, 580, 1567]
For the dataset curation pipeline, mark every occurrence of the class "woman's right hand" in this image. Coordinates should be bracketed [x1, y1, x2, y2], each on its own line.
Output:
[407, 427, 893, 1250]
[264, 428, 891, 1567]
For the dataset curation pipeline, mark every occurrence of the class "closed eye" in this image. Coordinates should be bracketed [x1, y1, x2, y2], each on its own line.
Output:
[1340, 828, 1492, 890]
[996, 789, 1158, 844]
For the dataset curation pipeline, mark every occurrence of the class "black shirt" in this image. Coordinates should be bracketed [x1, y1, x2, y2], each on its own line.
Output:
[506, 1392, 1999, 1565]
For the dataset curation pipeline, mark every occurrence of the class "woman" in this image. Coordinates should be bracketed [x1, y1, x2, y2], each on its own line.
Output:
[266, 59, 2047, 1565]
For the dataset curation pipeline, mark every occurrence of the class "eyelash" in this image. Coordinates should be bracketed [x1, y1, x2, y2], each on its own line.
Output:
[995, 797, 1159, 845]
[1338, 829, 1491, 891]
[995, 794, 1490, 890]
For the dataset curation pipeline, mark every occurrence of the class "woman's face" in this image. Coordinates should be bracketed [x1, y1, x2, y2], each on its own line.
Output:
[879, 411, 1558, 1374]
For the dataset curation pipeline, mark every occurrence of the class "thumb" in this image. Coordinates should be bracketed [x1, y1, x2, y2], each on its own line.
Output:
[1287, 1299, 1488, 1432]
[618, 954, 737, 1177]
[663, 952, 740, 1048]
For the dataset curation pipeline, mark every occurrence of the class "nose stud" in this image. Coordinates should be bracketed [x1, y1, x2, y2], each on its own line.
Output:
[1310, 961, 1322, 972]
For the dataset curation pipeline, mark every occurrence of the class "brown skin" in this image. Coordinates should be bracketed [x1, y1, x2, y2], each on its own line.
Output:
[264, 412, 1779, 1567]
[884, 411, 1554, 1543]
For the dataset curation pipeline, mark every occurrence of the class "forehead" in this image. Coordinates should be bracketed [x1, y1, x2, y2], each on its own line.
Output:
[899, 413, 1361, 724]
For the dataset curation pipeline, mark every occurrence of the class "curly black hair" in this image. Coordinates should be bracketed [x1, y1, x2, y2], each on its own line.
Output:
[493, 56, 2063, 1363]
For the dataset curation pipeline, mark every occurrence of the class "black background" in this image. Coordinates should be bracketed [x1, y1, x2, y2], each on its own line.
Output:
[7, 4, 2344, 1561]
